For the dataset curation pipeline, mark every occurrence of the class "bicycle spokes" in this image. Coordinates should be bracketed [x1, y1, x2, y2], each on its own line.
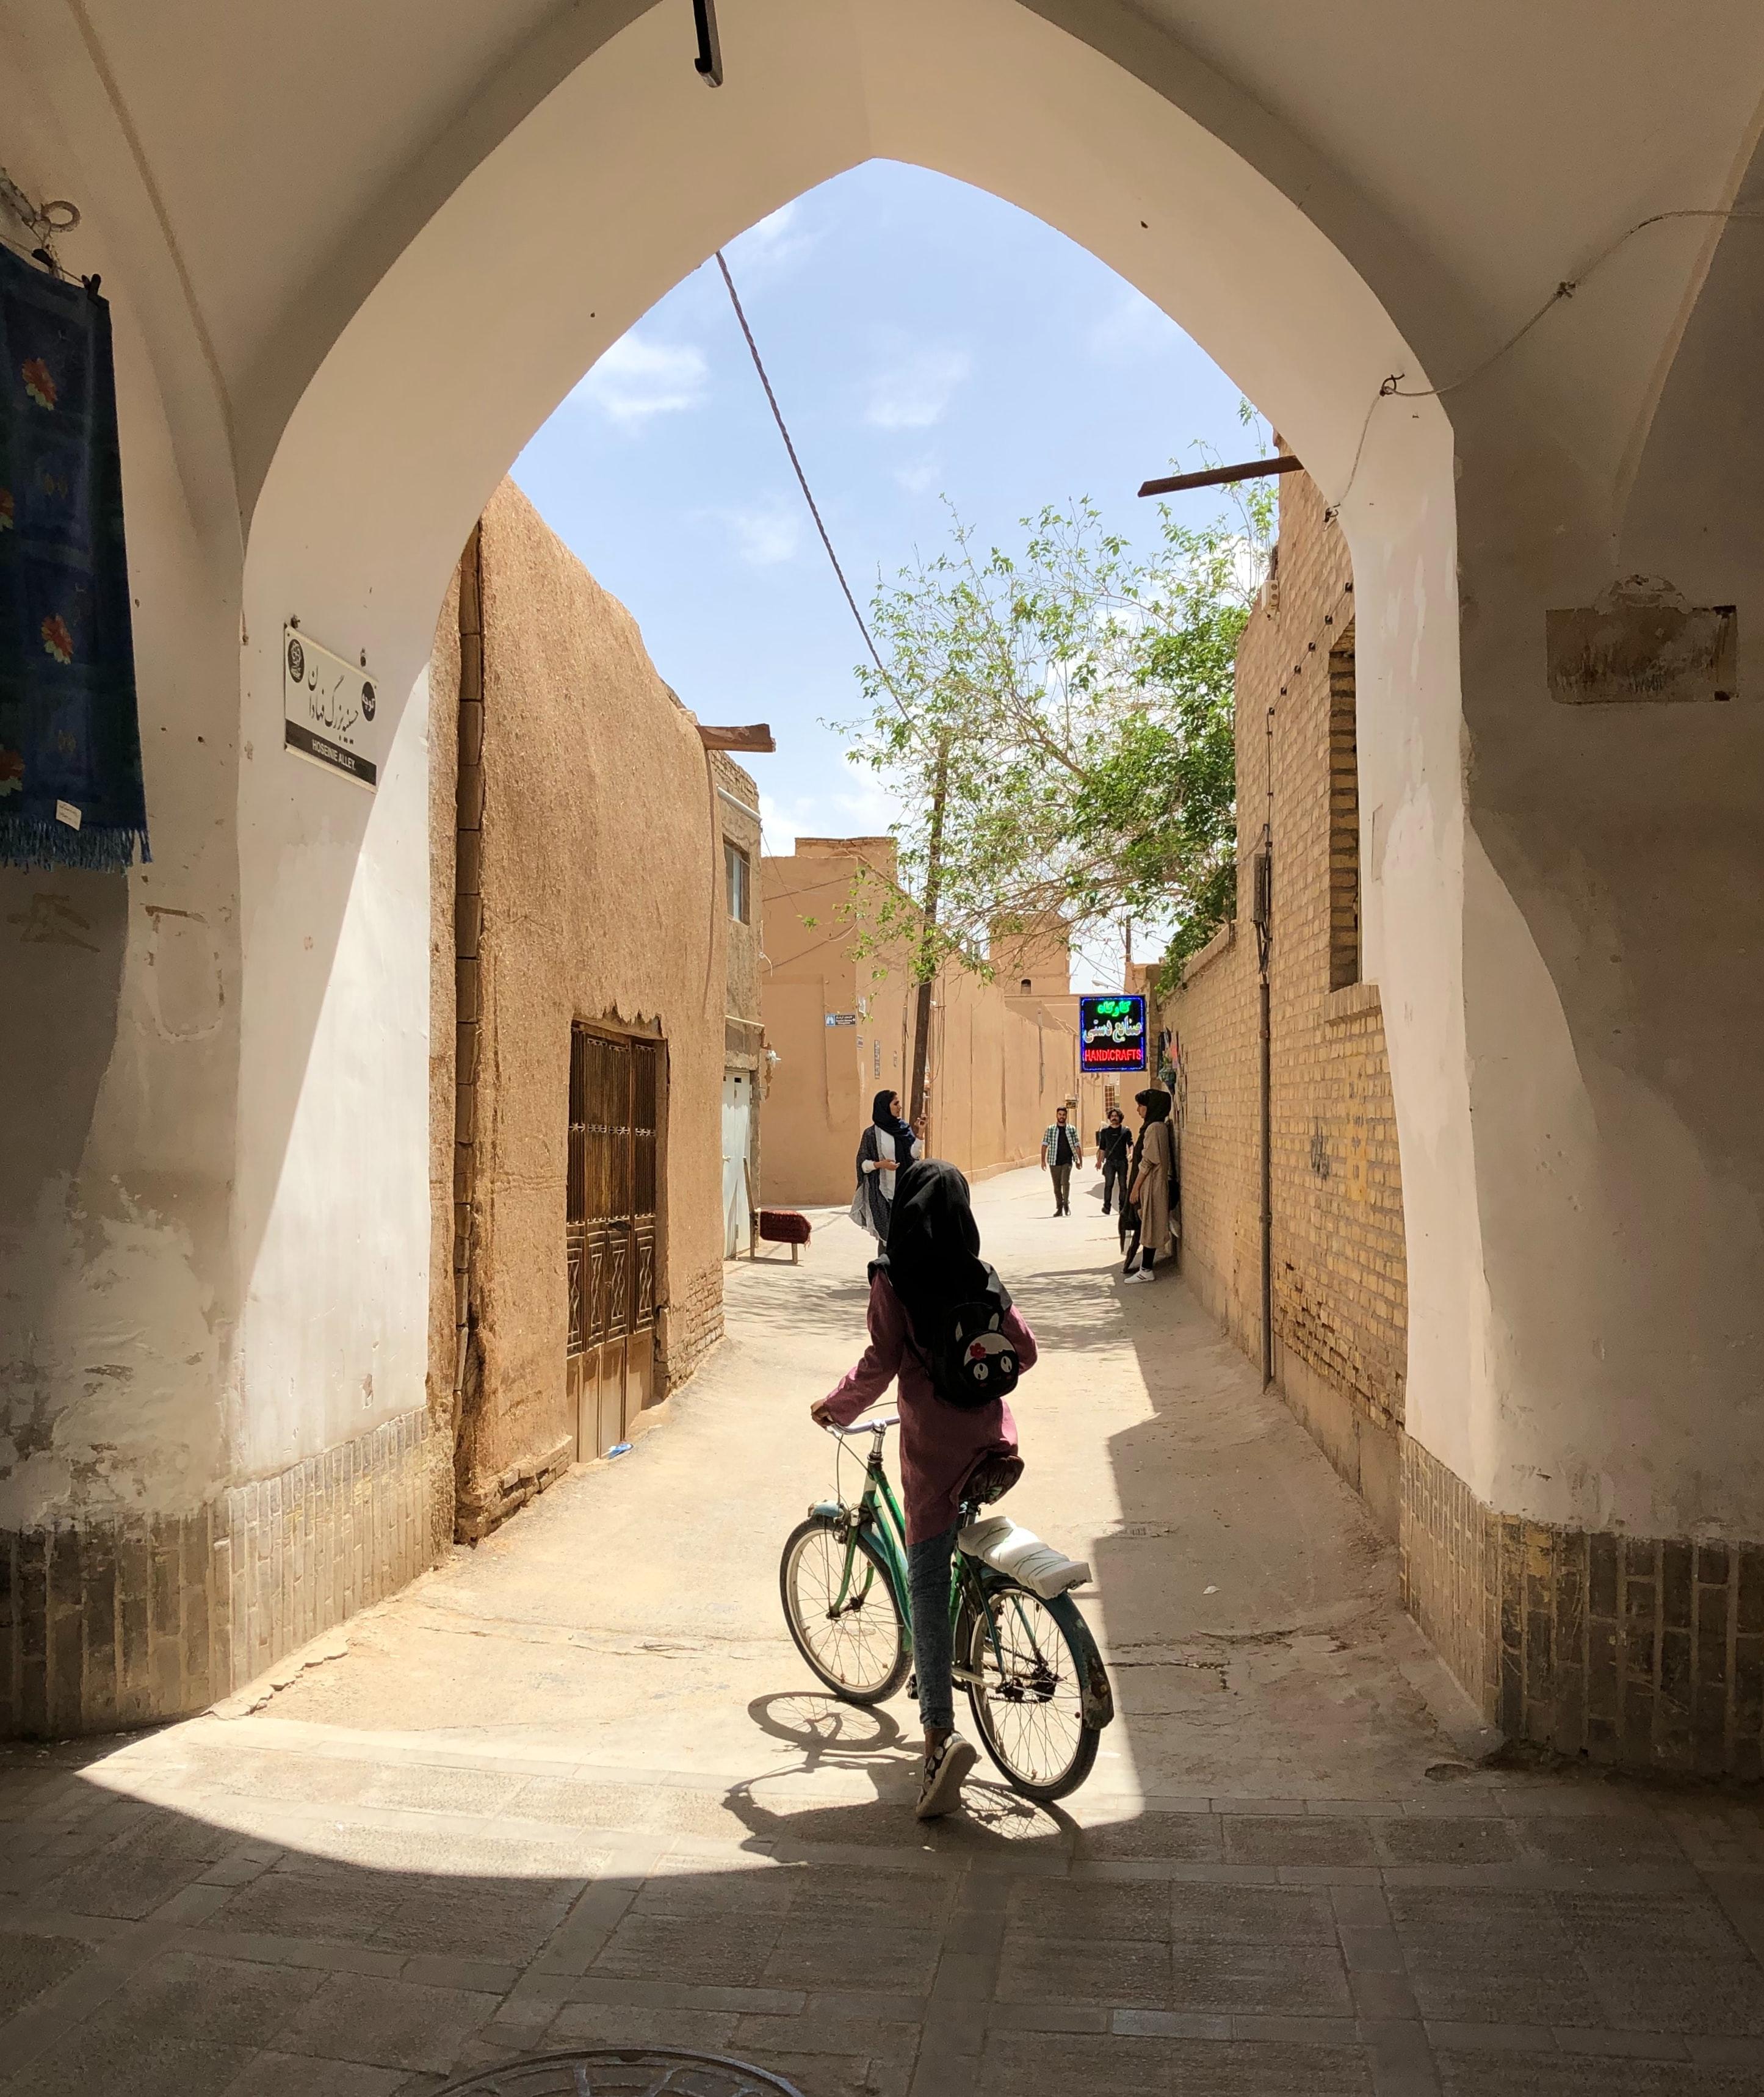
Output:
[781, 1520, 907, 1702]
[968, 1589, 1087, 1790]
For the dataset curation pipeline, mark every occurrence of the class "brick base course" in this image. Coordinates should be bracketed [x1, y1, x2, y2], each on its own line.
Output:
[1402, 1434, 1764, 1777]
[661, 1259, 726, 1394]
[1, 1407, 450, 1738]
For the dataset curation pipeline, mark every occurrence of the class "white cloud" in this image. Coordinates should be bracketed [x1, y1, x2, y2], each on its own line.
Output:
[864, 346, 971, 430]
[728, 199, 815, 280]
[719, 501, 802, 566]
[761, 774, 903, 857]
[892, 453, 941, 496]
[573, 331, 707, 426]
[1086, 288, 1177, 365]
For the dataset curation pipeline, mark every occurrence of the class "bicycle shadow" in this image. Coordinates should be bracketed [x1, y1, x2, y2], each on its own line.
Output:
[732, 1692, 1079, 1857]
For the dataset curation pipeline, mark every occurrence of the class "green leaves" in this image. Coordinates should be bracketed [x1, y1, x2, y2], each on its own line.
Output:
[840, 471, 1267, 976]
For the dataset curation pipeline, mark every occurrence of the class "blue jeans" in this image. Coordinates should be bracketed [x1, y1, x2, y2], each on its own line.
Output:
[908, 1523, 958, 1731]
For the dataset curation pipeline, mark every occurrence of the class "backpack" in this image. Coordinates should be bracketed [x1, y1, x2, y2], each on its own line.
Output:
[908, 1270, 1021, 1410]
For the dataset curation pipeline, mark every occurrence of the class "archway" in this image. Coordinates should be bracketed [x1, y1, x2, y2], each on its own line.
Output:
[234, 0, 1462, 1519]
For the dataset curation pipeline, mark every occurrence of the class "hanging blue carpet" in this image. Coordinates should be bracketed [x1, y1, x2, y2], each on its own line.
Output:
[0, 244, 148, 874]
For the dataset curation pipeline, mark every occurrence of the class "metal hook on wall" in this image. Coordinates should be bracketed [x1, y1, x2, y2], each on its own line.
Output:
[0, 165, 81, 278]
[692, 0, 723, 86]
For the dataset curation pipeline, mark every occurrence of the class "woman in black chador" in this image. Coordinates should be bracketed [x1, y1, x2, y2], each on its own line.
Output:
[852, 1089, 921, 1241]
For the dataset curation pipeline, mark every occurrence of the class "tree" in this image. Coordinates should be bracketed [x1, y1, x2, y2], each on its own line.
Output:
[841, 469, 1270, 1078]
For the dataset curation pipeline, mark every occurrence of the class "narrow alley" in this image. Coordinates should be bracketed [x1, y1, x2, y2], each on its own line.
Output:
[5, 1169, 1764, 2096]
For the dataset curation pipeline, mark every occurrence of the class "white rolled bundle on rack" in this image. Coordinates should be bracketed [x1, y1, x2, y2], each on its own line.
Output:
[958, 1516, 1091, 1599]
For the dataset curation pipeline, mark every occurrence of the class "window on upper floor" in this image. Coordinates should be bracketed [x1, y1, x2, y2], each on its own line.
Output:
[724, 839, 751, 925]
[1328, 623, 1360, 989]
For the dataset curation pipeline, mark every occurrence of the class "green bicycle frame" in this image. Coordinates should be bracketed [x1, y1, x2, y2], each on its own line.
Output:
[806, 1421, 1115, 1732]
[807, 1427, 1010, 1683]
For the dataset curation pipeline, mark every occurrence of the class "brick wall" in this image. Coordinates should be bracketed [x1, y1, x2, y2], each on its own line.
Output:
[661, 1260, 725, 1392]
[1402, 1437, 1764, 1777]
[1162, 467, 1764, 1777]
[1, 1410, 450, 1738]
[1165, 466, 1408, 1531]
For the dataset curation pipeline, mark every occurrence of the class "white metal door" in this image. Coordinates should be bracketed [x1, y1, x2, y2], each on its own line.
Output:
[721, 1071, 752, 1257]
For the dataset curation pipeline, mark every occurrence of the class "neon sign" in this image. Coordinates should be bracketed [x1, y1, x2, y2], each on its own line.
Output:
[1079, 994, 1147, 1073]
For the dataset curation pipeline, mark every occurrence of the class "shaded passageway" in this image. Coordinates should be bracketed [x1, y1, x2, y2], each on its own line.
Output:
[7, 1169, 1764, 2093]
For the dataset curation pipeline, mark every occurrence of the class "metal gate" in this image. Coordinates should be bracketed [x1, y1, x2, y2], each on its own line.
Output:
[566, 1027, 663, 1459]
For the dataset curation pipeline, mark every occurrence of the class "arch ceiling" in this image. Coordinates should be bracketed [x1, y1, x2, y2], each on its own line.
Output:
[10, 0, 1762, 541]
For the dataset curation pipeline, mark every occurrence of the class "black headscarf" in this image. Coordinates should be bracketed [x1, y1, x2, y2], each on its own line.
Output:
[870, 1088, 916, 1155]
[872, 1157, 1001, 1329]
[1130, 1087, 1172, 1178]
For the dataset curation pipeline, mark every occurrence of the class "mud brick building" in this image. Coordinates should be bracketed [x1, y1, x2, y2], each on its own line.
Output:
[1166, 463, 1764, 1776]
[1166, 463, 1407, 1534]
[429, 483, 739, 1542]
[759, 840, 1080, 1204]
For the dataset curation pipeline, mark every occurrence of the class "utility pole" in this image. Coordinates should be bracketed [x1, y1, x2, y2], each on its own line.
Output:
[1253, 831, 1273, 1388]
[908, 735, 950, 1128]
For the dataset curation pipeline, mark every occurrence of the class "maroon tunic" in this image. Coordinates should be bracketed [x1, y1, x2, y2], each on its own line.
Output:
[820, 1272, 1036, 1544]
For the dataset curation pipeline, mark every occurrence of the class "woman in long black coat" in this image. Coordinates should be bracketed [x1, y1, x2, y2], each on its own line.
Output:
[853, 1089, 921, 1240]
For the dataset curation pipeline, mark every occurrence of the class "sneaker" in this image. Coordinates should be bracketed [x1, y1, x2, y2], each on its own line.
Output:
[1125, 1267, 1157, 1284]
[916, 1733, 978, 1819]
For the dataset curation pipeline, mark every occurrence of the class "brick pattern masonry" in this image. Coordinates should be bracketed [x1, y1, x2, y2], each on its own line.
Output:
[663, 1260, 726, 1395]
[1403, 1435, 1764, 1777]
[1, 1409, 449, 1739]
[1162, 467, 1764, 1777]
[1166, 467, 1406, 1470]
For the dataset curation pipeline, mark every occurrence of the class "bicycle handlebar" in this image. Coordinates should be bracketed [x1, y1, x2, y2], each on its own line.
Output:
[823, 1412, 900, 1437]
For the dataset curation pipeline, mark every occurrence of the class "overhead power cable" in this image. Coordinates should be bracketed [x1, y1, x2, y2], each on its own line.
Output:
[712, 248, 913, 723]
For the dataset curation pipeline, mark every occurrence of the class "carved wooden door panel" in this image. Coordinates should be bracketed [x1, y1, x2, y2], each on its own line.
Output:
[568, 1026, 666, 1457]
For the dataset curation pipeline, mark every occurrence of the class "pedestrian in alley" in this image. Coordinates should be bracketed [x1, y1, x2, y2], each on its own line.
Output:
[1124, 1087, 1176, 1283]
[852, 1088, 921, 1241]
[1095, 1105, 1132, 1217]
[812, 1158, 1038, 1819]
[1041, 1103, 1082, 1216]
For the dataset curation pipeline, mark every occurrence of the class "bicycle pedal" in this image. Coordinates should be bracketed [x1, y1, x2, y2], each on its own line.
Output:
[906, 1672, 916, 1700]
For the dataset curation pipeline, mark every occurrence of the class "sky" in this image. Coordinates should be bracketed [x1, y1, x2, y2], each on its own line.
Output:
[511, 159, 1262, 989]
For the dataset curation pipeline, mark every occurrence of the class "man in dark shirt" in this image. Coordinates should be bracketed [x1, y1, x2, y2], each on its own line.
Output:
[1040, 1105, 1082, 1216]
[1095, 1106, 1132, 1216]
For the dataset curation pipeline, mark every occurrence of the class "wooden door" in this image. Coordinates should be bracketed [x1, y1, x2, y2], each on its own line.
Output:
[566, 1027, 664, 1458]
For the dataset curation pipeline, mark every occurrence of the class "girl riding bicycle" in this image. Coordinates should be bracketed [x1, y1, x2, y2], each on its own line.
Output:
[811, 1158, 1038, 1818]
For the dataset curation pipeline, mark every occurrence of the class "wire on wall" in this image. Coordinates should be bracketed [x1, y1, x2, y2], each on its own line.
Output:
[1325, 204, 1764, 522]
[0, 165, 81, 279]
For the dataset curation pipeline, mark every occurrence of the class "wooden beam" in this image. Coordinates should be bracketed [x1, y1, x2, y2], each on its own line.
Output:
[696, 723, 775, 752]
[1138, 455, 1303, 499]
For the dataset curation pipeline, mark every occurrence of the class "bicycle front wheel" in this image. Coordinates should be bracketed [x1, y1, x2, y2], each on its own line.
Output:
[960, 1581, 1101, 1800]
[779, 1515, 910, 1706]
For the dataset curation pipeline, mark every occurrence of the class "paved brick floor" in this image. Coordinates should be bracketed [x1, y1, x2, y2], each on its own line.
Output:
[5, 1170, 1764, 2095]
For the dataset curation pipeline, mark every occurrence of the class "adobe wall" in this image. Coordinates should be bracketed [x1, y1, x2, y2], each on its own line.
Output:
[428, 483, 726, 1537]
[712, 752, 764, 1239]
[713, 752, 764, 1046]
[1166, 467, 1408, 1535]
[759, 846, 1079, 1207]
[933, 969, 1080, 1185]
[759, 846, 914, 1208]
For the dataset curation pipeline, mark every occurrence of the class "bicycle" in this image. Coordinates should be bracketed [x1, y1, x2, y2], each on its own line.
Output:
[778, 1413, 1113, 1801]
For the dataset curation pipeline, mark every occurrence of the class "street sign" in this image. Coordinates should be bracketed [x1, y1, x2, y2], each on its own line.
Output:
[283, 626, 385, 790]
[1079, 994, 1148, 1072]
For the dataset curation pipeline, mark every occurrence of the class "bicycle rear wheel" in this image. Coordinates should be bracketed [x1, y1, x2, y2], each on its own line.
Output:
[960, 1581, 1101, 1800]
[779, 1515, 910, 1705]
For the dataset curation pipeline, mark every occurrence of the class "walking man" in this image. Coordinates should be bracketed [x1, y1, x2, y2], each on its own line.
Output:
[1095, 1105, 1132, 1216]
[1041, 1104, 1082, 1216]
